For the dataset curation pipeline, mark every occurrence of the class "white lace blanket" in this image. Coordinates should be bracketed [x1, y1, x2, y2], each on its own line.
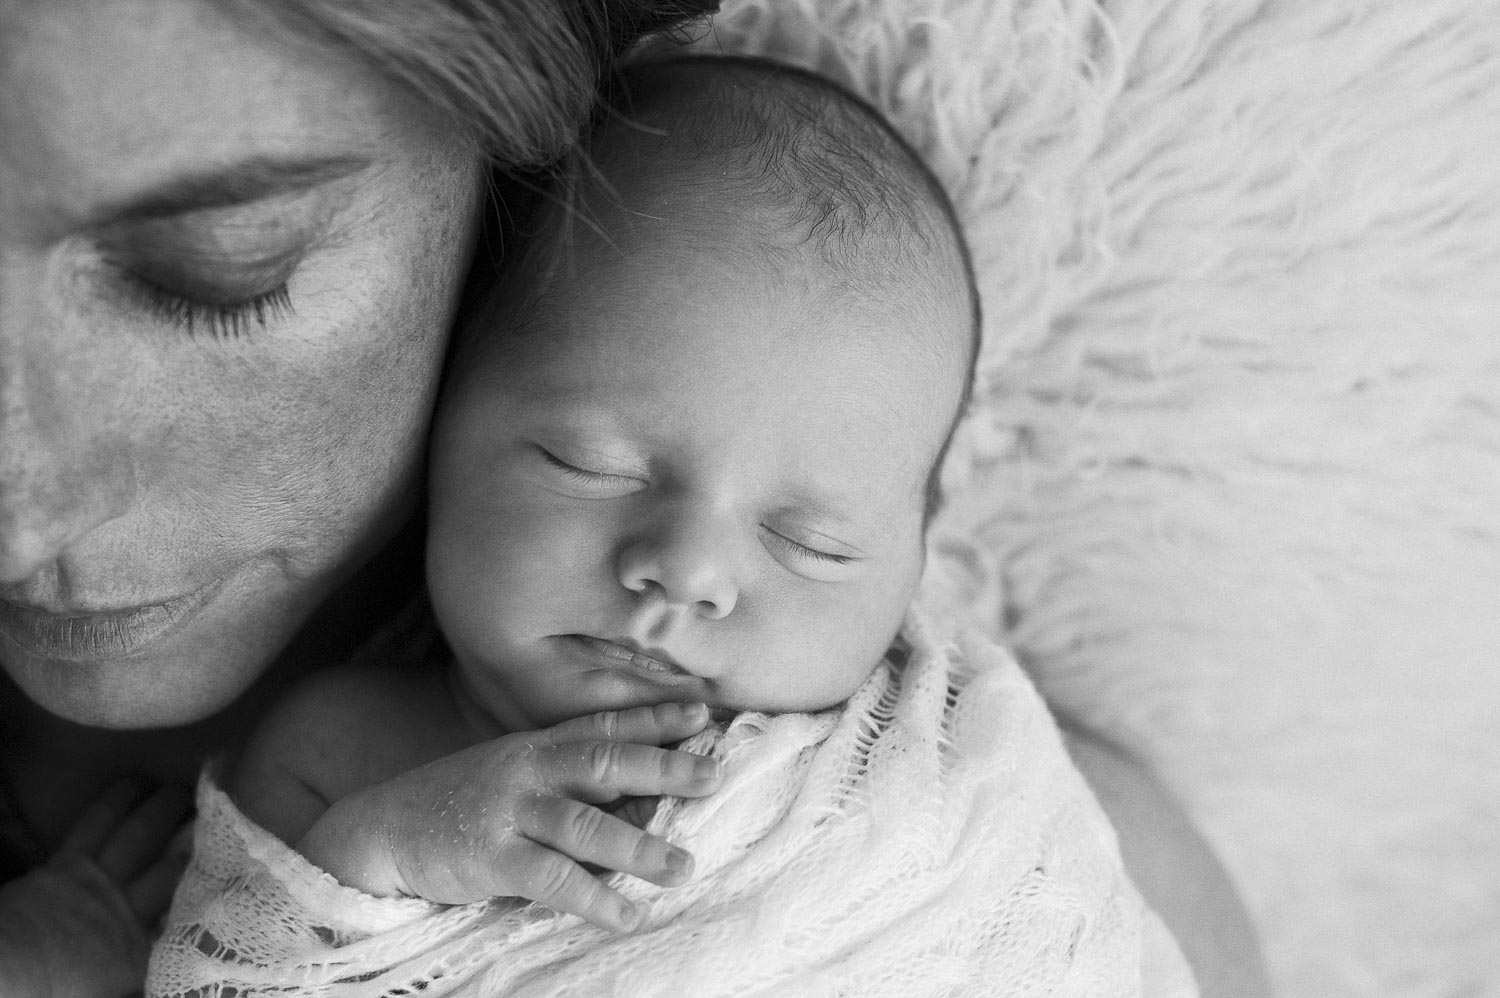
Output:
[148, 615, 1194, 997]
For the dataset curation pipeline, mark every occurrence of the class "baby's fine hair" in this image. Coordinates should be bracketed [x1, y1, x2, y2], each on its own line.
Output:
[594, 57, 982, 364]
[468, 55, 981, 519]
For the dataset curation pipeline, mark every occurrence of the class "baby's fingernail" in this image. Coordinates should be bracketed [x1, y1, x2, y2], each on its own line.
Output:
[617, 901, 642, 931]
[693, 756, 721, 782]
[680, 702, 708, 720]
[664, 847, 694, 881]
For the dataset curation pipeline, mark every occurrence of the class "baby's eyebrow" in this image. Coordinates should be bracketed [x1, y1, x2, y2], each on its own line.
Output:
[83, 154, 372, 226]
[774, 489, 865, 527]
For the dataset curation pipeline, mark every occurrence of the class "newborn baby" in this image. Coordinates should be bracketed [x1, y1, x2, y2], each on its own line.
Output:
[234, 51, 975, 923]
[150, 56, 1192, 998]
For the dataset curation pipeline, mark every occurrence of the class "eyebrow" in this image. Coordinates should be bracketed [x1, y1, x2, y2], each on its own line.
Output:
[86, 154, 373, 226]
[775, 488, 865, 529]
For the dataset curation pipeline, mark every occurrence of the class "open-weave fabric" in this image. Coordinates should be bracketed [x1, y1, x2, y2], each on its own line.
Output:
[148, 614, 1193, 997]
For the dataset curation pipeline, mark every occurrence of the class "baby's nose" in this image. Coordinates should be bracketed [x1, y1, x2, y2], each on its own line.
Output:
[615, 516, 741, 620]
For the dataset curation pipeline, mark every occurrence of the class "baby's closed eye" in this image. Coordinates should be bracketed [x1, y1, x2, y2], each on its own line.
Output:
[534, 445, 645, 498]
[760, 524, 864, 581]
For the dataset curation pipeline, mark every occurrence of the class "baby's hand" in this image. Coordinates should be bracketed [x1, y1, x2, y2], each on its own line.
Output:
[0, 778, 192, 998]
[298, 702, 720, 932]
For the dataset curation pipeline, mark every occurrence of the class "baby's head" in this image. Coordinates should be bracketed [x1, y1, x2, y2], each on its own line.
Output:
[428, 57, 978, 731]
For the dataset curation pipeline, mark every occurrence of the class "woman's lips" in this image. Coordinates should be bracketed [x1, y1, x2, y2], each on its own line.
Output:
[0, 580, 224, 664]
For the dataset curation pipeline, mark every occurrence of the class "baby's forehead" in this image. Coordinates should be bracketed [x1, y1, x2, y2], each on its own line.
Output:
[571, 193, 966, 365]
[586, 69, 972, 333]
[498, 58, 979, 421]
[523, 174, 973, 440]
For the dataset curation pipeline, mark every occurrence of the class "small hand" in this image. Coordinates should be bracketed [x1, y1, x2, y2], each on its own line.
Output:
[300, 701, 721, 932]
[0, 778, 193, 998]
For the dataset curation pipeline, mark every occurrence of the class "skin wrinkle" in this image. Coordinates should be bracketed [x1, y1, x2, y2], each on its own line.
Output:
[0, 0, 486, 729]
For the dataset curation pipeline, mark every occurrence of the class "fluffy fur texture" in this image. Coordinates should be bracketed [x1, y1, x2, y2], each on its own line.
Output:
[688, 1, 1500, 995]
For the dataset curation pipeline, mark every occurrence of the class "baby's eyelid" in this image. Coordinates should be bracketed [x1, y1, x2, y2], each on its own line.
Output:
[762, 525, 861, 565]
[537, 446, 642, 484]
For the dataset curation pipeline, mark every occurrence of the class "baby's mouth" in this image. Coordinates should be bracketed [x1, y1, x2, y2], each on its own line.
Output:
[567, 634, 689, 677]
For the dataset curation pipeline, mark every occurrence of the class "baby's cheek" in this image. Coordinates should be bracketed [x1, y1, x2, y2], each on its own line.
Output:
[830, 580, 914, 688]
[830, 640, 892, 703]
[499, 500, 609, 587]
[766, 611, 894, 712]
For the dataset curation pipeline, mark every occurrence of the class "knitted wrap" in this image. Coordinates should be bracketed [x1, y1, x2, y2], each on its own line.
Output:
[148, 614, 1192, 997]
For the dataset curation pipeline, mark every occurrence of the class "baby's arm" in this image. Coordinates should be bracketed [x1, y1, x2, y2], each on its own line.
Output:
[232, 670, 720, 931]
[1061, 723, 1274, 998]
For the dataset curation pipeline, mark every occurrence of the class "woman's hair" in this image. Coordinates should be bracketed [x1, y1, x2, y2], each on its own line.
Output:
[235, 0, 715, 166]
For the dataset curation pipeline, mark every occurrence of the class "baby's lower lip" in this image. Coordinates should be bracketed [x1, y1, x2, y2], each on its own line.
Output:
[565, 635, 691, 679]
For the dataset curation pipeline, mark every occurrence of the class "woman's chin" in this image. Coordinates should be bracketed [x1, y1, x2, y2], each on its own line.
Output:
[5, 649, 252, 730]
[0, 566, 316, 730]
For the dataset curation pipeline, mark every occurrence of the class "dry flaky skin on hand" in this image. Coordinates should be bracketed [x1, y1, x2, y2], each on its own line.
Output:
[295, 703, 722, 933]
[0, 780, 191, 998]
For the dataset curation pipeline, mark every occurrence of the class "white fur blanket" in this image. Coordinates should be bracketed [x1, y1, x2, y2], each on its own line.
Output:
[688, 2, 1500, 995]
[147, 617, 1193, 997]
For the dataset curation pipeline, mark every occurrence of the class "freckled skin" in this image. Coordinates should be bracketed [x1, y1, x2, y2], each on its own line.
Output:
[0, 0, 485, 733]
[0, 1, 488, 880]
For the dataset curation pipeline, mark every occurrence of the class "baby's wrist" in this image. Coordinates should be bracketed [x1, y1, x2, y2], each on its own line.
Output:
[296, 793, 407, 898]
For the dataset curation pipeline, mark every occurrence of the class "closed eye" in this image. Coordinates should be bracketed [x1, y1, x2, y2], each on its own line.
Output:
[112, 267, 293, 340]
[762, 527, 858, 566]
[537, 447, 643, 494]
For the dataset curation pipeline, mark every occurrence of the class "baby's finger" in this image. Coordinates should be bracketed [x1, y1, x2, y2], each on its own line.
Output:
[507, 839, 641, 932]
[54, 777, 150, 858]
[95, 784, 193, 883]
[547, 741, 722, 802]
[541, 702, 712, 747]
[521, 796, 692, 887]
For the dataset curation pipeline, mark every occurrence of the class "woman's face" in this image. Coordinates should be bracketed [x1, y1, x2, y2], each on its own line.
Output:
[0, 0, 485, 727]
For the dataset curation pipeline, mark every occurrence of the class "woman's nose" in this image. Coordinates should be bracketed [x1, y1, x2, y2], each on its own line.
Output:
[0, 296, 134, 582]
[615, 512, 741, 620]
[0, 444, 133, 583]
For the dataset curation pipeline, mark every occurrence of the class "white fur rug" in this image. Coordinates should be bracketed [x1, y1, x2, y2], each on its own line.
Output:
[691, 2, 1500, 995]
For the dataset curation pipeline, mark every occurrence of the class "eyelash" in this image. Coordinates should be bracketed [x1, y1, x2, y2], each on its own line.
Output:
[120, 272, 293, 340]
[540, 448, 856, 566]
[540, 449, 639, 487]
[766, 529, 855, 566]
